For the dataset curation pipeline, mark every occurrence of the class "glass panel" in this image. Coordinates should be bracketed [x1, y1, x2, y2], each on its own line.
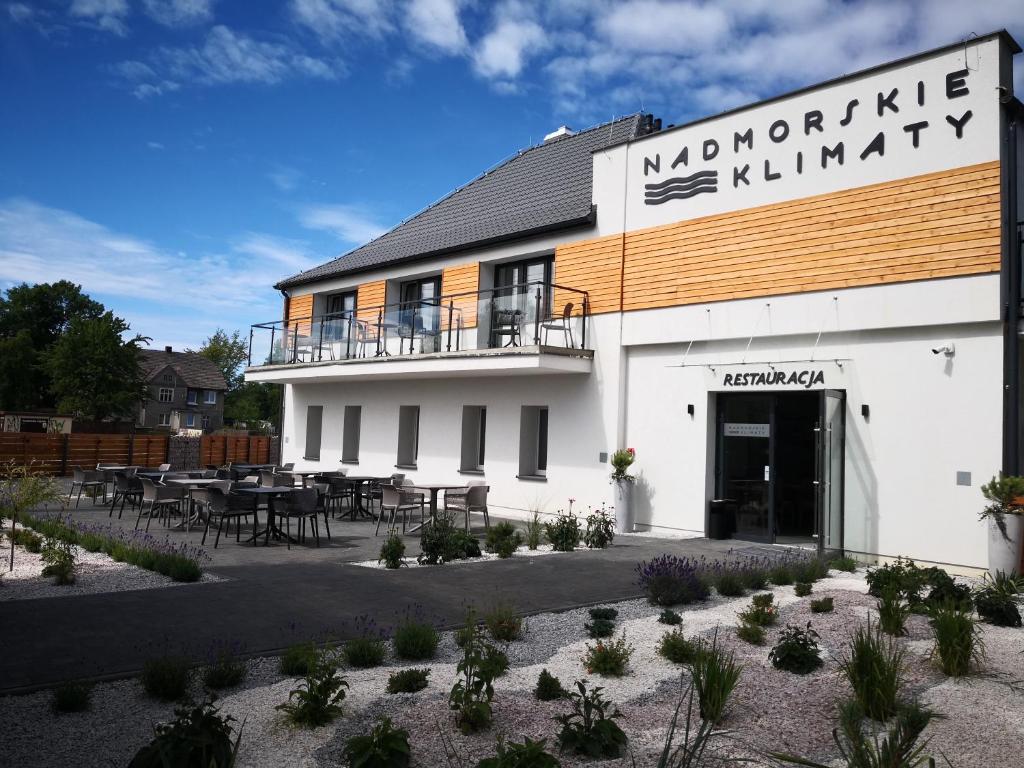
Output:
[719, 395, 771, 542]
[819, 391, 845, 553]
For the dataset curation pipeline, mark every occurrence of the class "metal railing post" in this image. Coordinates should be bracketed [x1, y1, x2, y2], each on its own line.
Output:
[376, 309, 383, 356]
[291, 323, 298, 364]
[269, 326, 276, 365]
[345, 313, 353, 359]
[247, 327, 253, 367]
[533, 287, 541, 346]
[317, 316, 325, 361]
[446, 300, 454, 352]
[410, 306, 418, 354]
[581, 294, 589, 350]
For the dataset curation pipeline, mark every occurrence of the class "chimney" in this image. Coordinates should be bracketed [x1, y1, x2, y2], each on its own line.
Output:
[164, 346, 173, 353]
[544, 125, 574, 143]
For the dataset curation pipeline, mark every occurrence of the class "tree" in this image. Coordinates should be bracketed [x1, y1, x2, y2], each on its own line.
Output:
[192, 329, 248, 392]
[225, 382, 282, 431]
[45, 313, 150, 421]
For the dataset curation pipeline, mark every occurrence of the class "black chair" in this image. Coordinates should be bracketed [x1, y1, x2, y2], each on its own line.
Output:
[279, 488, 322, 548]
[375, 484, 424, 536]
[68, 466, 107, 507]
[111, 472, 143, 519]
[196, 487, 260, 548]
[136, 478, 186, 531]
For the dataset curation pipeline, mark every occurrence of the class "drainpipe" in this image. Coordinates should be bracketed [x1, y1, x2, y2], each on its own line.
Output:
[1001, 95, 1021, 476]
[278, 288, 289, 458]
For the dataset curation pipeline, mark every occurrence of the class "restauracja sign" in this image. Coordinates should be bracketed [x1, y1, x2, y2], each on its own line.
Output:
[722, 369, 826, 389]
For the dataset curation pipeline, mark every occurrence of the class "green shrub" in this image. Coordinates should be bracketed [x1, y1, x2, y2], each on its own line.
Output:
[378, 533, 406, 569]
[128, 698, 241, 768]
[544, 509, 582, 552]
[40, 535, 76, 585]
[449, 613, 500, 734]
[810, 597, 834, 613]
[752, 592, 774, 609]
[690, 634, 741, 723]
[343, 716, 411, 768]
[769, 623, 822, 674]
[280, 642, 317, 676]
[714, 571, 747, 597]
[840, 620, 904, 720]
[141, 656, 192, 702]
[555, 680, 628, 759]
[525, 511, 543, 550]
[657, 628, 699, 664]
[582, 636, 634, 677]
[583, 505, 615, 549]
[10, 527, 42, 552]
[736, 621, 766, 645]
[277, 648, 349, 727]
[794, 582, 812, 597]
[52, 680, 91, 714]
[830, 555, 858, 572]
[386, 668, 430, 694]
[740, 567, 769, 591]
[866, 556, 960, 612]
[585, 618, 615, 639]
[483, 602, 524, 642]
[768, 565, 794, 586]
[418, 512, 481, 564]
[588, 606, 618, 621]
[203, 645, 247, 690]
[929, 602, 983, 677]
[480, 646, 509, 680]
[738, 594, 777, 627]
[793, 558, 829, 584]
[877, 585, 910, 636]
[658, 609, 683, 625]
[478, 737, 560, 768]
[343, 637, 387, 669]
[973, 572, 1023, 627]
[485, 521, 523, 558]
[392, 616, 439, 660]
[636, 555, 711, 606]
[535, 669, 566, 701]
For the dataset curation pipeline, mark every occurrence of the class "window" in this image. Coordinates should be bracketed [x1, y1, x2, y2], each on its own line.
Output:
[202, 415, 210, 430]
[326, 291, 357, 341]
[204, 390, 217, 405]
[460, 406, 487, 471]
[305, 405, 323, 461]
[158, 412, 170, 426]
[158, 388, 173, 403]
[185, 413, 196, 428]
[342, 406, 362, 463]
[186, 389, 198, 405]
[495, 256, 553, 315]
[396, 405, 420, 468]
[518, 406, 549, 478]
[399, 276, 442, 351]
[162, 373, 173, 384]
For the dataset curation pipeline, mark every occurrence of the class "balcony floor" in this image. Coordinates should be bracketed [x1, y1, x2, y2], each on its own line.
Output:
[244, 344, 594, 383]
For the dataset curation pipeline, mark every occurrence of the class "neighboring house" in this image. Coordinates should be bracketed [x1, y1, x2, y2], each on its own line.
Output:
[138, 347, 227, 433]
[246, 32, 1024, 572]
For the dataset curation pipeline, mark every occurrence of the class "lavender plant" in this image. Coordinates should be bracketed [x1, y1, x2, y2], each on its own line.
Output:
[635, 555, 711, 606]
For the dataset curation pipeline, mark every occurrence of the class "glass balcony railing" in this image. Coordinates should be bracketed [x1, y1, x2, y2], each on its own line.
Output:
[247, 281, 591, 367]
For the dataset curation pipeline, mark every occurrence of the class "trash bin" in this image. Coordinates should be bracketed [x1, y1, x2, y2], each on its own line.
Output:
[708, 499, 737, 540]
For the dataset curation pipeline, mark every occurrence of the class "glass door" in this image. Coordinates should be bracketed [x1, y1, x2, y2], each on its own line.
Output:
[815, 390, 845, 555]
[399, 276, 441, 351]
[717, 394, 773, 542]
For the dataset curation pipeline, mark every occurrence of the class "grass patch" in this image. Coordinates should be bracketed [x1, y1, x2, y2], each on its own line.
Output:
[52, 680, 91, 714]
[840, 620, 904, 721]
[343, 636, 387, 668]
[929, 602, 983, 677]
[141, 656, 192, 702]
[810, 597, 834, 613]
[392, 615, 439, 660]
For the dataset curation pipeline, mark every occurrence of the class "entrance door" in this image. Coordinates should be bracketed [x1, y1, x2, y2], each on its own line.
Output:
[717, 395, 773, 542]
[815, 389, 845, 555]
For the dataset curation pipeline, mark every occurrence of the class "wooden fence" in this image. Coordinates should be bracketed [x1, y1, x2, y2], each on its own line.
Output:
[0, 433, 272, 475]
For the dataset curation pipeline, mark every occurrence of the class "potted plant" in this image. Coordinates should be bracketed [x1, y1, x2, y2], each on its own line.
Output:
[610, 448, 636, 534]
[980, 474, 1024, 577]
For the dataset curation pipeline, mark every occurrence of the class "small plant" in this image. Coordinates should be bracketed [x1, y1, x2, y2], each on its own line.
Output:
[794, 582, 813, 597]
[480, 646, 510, 680]
[737, 593, 778, 627]
[392, 611, 440, 660]
[589, 606, 618, 621]
[635, 554, 711, 606]
[973, 571, 1023, 627]
[128, 698, 241, 768]
[840, 619, 904, 721]
[344, 636, 387, 668]
[582, 636, 634, 677]
[865, 556, 959, 612]
[793, 557, 830, 584]
[740, 566, 769, 591]
[768, 564, 794, 586]
[478, 737, 560, 768]
[535, 669, 566, 701]
[736, 621, 766, 645]
[609, 447, 636, 482]
[277, 647, 349, 727]
[585, 617, 615, 638]
[386, 668, 430, 694]
[485, 520, 523, 558]
[980, 473, 1024, 541]
[555, 679, 629, 759]
[10, 527, 42, 552]
[658, 627, 699, 664]
[929, 602, 983, 677]
[769, 623, 823, 674]
[343, 716, 411, 768]
[378, 532, 406, 569]
[714, 570, 746, 597]
[752, 592, 774, 608]
[52, 680, 91, 713]
[525, 510, 543, 550]
[584, 504, 615, 549]
[203, 643, 247, 690]
[280, 642, 317, 676]
[689, 633, 741, 723]
[658, 608, 683, 625]
[877, 585, 910, 636]
[141, 655, 192, 702]
[418, 511, 481, 564]
[449, 611, 501, 733]
[810, 597, 834, 613]
[40, 535, 76, 585]
[649, 683, 724, 768]
[544, 508, 582, 552]
[830, 555, 858, 572]
[484, 602, 524, 642]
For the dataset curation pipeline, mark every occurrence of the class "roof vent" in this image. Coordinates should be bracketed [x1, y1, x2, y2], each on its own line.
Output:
[544, 125, 575, 143]
[164, 346, 173, 353]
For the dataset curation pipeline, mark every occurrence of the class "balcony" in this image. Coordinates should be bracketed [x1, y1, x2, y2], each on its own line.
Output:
[244, 282, 593, 383]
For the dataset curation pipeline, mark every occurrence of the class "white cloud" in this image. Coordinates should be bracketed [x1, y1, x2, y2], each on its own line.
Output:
[290, 0, 395, 42]
[268, 166, 303, 192]
[298, 203, 388, 244]
[68, 0, 129, 36]
[146, 141, 165, 150]
[404, 0, 467, 54]
[141, 0, 216, 27]
[7, 3, 34, 23]
[472, 17, 547, 79]
[234, 232, 317, 272]
[597, 1, 730, 53]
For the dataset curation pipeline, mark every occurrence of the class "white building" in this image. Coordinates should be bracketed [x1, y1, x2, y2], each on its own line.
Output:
[247, 31, 1024, 572]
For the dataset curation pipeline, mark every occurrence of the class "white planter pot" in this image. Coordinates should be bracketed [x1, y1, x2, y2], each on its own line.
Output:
[986, 514, 1024, 577]
[613, 480, 634, 534]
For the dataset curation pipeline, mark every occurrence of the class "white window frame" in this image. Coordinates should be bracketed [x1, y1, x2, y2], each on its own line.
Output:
[158, 388, 173, 403]
[186, 389, 198, 406]
[158, 412, 170, 426]
[185, 413, 197, 428]
[204, 390, 217, 405]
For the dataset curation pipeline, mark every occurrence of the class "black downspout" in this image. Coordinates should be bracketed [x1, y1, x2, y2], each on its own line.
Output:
[1001, 99, 1021, 475]
[277, 289, 289, 448]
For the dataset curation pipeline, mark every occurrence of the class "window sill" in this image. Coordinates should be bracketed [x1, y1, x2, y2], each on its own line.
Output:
[395, 464, 418, 470]
[458, 468, 485, 475]
[516, 474, 547, 483]
[302, 457, 321, 462]
[341, 459, 360, 465]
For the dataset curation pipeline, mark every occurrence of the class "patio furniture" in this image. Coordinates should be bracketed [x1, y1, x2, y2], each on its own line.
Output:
[278, 488, 323, 548]
[319, 473, 353, 517]
[68, 466, 107, 507]
[195, 486, 260, 548]
[375, 484, 424, 536]
[444, 482, 491, 531]
[136, 478, 187, 532]
[491, 307, 523, 347]
[407, 483, 463, 533]
[258, 470, 277, 487]
[540, 302, 575, 348]
[234, 486, 294, 544]
[366, 473, 405, 514]
[110, 471, 143, 519]
[157, 463, 171, 472]
[280, 462, 295, 471]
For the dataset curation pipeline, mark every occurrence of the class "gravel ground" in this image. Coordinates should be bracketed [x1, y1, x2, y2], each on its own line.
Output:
[3, 567, 1022, 767]
[0, 537, 220, 602]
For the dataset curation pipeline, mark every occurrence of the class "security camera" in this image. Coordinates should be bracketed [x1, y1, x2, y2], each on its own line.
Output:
[931, 343, 955, 357]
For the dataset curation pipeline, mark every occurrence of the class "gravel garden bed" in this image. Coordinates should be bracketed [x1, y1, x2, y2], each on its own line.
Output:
[2, 565, 1022, 767]
[351, 543, 565, 568]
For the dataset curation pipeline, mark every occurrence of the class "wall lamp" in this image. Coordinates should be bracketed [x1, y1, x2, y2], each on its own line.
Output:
[687, 404, 695, 417]
[861, 404, 870, 420]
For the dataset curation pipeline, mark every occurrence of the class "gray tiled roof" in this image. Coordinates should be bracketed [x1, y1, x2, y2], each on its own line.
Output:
[139, 349, 227, 390]
[276, 115, 642, 289]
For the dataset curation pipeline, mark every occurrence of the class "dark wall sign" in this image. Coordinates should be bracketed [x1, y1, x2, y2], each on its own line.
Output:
[721, 369, 827, 389]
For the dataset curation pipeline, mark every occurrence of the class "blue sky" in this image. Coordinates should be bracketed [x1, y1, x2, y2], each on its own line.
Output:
[1, 0, 1021, 352]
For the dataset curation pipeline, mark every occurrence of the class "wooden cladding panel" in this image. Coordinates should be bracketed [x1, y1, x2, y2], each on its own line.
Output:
[556, 162, 1000, 315]
[286, 294, 314, 335]
[356, 279, 387, 323]
[442, 263, 480, 327]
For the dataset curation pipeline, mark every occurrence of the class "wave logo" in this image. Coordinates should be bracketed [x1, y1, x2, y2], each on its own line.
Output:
[644, 170, 718, 205]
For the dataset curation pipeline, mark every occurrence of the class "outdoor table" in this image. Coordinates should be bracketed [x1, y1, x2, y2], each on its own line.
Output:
[235, 486, 295, 544]
[135, 470, 167, 481]
[231, 463, 275, 473]
[165, 477, 221, 529]
[374, 321, 398, 356]
[341, 476, 390, 519]
[408, 484, 464, 532]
